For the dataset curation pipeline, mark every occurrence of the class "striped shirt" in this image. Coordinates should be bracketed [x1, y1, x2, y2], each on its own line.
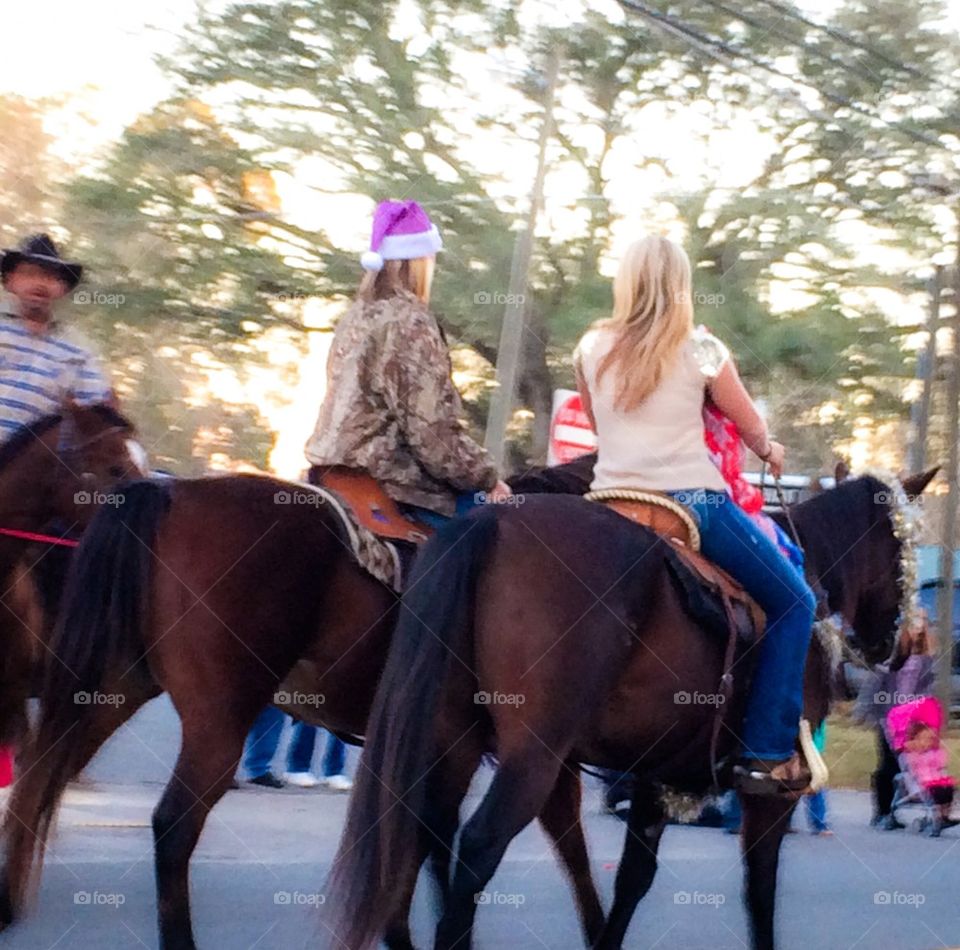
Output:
[0, 304, 112, 436]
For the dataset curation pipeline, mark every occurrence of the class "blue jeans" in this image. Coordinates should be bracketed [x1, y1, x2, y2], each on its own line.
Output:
[245, 711, 348, 777]
[804, 789, 829, 832]
[287, 722, 347, 776]
[401, 491, 481, 531]
[674, 490, 816, 760]
[244, 706, 285, 778]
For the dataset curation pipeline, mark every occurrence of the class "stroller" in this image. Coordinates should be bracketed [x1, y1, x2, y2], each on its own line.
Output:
[886, 696, 956, 837]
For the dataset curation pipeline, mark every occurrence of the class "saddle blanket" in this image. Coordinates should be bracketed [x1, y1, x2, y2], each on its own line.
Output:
[294, 481, 402, 591]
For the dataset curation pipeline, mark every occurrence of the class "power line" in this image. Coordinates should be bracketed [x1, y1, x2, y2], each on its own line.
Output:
[750, 0, 932, 83]
[692, 0, 960, 132]
[617, 0, 949, 151]
[696, 0, 885, 87]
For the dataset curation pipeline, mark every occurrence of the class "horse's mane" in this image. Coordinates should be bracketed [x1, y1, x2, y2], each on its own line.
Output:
[0, 415, 63, 470]
[86, 403, 134, 432]
[0, 404, 134, 472]
[792, 473, 888, 538]
[508, 452, 596, 495]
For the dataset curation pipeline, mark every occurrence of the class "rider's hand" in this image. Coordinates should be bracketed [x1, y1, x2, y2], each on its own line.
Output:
[487, 480, 513, 502]
[763, 440, 785, 479]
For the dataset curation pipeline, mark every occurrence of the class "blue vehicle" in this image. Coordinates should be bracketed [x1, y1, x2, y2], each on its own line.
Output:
[917, 546, 960, 673]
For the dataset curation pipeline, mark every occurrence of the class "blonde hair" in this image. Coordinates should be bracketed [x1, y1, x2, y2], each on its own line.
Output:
[595, 236, 695, 410]
[358, 257, 434, 305]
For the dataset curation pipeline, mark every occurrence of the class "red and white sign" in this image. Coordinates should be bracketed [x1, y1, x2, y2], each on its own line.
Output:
[548, 388, 597, 466]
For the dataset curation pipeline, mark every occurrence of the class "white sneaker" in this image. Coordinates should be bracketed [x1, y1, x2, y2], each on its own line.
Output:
[324, 774, 354, 792]
[283, 771, 320, 788]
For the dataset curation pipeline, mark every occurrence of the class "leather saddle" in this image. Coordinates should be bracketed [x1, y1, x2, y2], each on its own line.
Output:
[585, 490, 765, 640]
[309, 465, 434, 544]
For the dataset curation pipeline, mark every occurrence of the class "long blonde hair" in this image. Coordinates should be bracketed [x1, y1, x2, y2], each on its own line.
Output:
[358, 257, 435, 305]
[595, 235, 695, 410]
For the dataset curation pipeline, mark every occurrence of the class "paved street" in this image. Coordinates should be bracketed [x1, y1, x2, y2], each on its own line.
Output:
[1, 697, 960, 949]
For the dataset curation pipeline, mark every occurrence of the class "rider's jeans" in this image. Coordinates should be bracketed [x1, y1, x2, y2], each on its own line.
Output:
[672, 489, 816, 761]
[400, 492, 481, 531]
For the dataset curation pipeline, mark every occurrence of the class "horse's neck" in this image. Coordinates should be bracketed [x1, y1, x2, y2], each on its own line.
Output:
[797, 520, 861, 627]
[0, 435, 61, 527]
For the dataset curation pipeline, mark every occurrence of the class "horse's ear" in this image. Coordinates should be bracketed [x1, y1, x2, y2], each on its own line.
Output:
[901, 466, 940, 497]
[834, 459, 849, 483]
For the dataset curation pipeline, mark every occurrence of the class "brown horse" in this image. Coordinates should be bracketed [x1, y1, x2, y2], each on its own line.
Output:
[326, 469, 937, 950]
[0, 461, 605, 950]
[0, 404, 142, 749]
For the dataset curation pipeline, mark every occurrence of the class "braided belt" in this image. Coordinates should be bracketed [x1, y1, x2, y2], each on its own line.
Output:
[583, 488, 701, 552]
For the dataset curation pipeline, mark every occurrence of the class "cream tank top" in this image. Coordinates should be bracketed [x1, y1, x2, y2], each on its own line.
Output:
[574, 326, 731, 493]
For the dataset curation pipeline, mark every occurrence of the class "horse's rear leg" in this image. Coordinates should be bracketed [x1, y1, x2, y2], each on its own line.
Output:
[0, 676, 157, 928]
[435, 749, 565, 950]
[538, 767, 605, 946]
[740, 793, 797, 950]
[153, 702, 260, 950]
[593, 779, 667, 950]
[383, 723, 485, 950]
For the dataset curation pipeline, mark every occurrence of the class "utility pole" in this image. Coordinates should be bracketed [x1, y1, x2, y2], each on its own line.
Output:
[484, 45, 561, 470]
[936, 258, 960, 716]
[910, 267, 942, 472]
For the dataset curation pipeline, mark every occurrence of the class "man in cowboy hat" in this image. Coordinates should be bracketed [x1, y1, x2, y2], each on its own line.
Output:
[0, 233, 114, 437]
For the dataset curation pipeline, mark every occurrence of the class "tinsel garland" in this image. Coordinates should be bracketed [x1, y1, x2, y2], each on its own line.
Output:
[860, 467, 924, 641]
[812, 470, 922, 673]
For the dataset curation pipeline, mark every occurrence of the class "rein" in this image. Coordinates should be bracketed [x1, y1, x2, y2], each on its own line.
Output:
[0, 527, 79, 547]
[0, 425, 132, 551]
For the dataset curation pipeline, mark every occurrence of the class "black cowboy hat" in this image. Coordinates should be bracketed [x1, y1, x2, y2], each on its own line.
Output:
[0, 234, 83, 290]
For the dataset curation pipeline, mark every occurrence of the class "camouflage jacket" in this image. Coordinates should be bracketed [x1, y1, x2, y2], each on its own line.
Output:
[305, 291, 498, 515]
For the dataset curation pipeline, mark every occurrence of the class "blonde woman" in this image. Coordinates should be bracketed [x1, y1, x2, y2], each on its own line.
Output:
[573, 235, 816, 794]
[306, 200, 511, 526]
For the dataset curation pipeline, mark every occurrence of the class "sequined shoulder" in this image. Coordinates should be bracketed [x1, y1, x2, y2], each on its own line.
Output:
[689, 326, 731, 379]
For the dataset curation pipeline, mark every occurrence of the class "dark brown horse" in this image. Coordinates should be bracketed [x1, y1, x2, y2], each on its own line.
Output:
[0, 404, 142, 749]
[327, 469, 937, 950]
[0, 461, 604, 950]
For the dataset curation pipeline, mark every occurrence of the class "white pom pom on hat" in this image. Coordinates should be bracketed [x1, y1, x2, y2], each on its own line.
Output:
[361, 250, 384, 272]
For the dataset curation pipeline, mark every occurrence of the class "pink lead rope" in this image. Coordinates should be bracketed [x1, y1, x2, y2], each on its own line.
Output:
[0, 527, 79, 547]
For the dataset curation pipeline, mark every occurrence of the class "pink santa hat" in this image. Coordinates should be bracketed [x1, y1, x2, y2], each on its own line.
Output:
[360, 200, 443, 272]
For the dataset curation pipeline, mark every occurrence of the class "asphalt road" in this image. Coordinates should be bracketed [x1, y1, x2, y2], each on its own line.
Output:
[1, 696, 959, 950]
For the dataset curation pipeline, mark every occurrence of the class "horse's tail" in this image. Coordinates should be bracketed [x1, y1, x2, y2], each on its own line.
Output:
[326, 511, 498, 949]
[0, 479, 171, 923]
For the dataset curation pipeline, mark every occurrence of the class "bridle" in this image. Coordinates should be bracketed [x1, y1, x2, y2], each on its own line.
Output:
[761, 466, 917, 674]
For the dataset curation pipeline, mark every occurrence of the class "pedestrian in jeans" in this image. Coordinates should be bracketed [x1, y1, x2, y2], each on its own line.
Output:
[243, 707, 353, 790]
[285, 721, 353, 790]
